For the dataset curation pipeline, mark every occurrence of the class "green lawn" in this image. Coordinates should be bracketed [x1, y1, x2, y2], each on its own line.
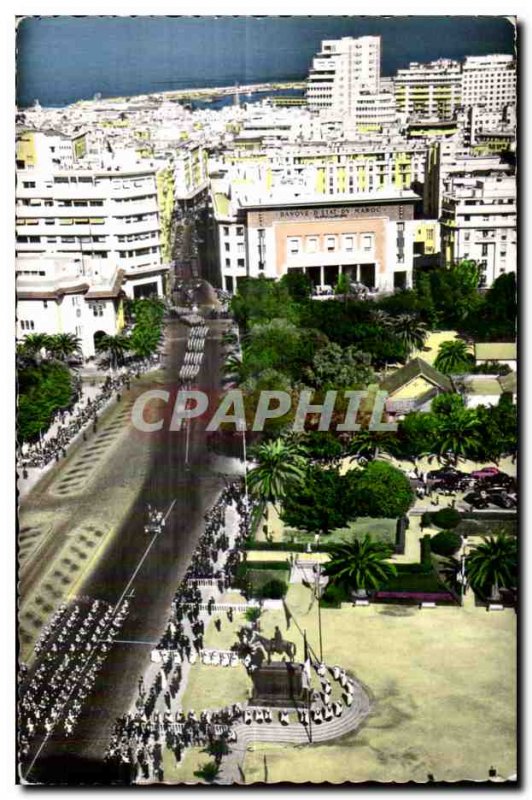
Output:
[242, 584, 516, 783]
[256, 505, 397, 548]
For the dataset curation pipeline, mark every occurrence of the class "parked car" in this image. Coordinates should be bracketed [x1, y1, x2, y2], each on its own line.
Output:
[471, 466, 500, 479]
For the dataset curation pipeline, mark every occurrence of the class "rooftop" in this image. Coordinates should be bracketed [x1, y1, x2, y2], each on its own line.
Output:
[474, 342, 517, 361]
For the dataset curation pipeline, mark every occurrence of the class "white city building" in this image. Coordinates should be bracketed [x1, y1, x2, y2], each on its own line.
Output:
[440, 174, 516, 287]
[394, 59, 462, 120]
[213, 183, 418, 295]
[16, 255, 126, 357]
[16, 163, 169, 299]
[461, 54, 516, 111]
[306, 36, 381, 113]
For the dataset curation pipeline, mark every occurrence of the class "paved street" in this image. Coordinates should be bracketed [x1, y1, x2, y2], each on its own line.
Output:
[20, 317, 243, 784]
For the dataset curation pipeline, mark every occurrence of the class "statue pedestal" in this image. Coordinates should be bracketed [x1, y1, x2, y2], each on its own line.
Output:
[250, 662, 306, 708]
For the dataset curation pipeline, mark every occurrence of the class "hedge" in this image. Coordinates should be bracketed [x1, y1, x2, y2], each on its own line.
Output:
[430, 530, 462, 556]
[431, 507, 461, 530]
[420, 534, 433, 570]
[240, 560, 291, 572]
[256, 579, 288, 600]
[243, 540, 310, 553]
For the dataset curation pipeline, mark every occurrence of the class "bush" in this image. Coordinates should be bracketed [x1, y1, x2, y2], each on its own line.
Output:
[431, 508, 461, 530]
[420, 534, 433, 570]
[430, 530, 462, 557]
[421, 511, 433, 529]
[257, 579, 288, 599]
[320, 582, 348, 608]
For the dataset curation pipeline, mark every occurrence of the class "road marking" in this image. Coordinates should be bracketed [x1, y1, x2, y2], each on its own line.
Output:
[112, 497, 176, 615]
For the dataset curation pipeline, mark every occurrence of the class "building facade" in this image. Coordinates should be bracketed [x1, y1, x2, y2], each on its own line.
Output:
[306, 36, 381, 113]
[394, 59, 462, 120]
[214, 189, 419, 294]
[440, 174, 516, 287]
[16, 161, 169, 298]
[16, 255, 125, 357]
[461, 55, 516, 111]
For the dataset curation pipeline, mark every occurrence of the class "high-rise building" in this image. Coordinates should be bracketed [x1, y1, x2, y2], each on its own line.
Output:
[394, 59, 462, 120]
[306, 36, 381, 113]
[16, 130, 170, 299]
[440, 174, 516, 287]
[461, 55, 516, 111]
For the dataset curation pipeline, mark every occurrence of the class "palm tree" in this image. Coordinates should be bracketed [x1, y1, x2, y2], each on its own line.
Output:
[193, 760, 221, 784]
[435, 407, 482, 464]
[466, 534, 517, 602]
[389, 314, 427, 359]
[323, 535, 397, 595]
[47, 333, 82, 362]
[370, 309, 393, 329]
[434, 340, 473, 374]
[247, 438, 307, 509]
[223, 353, 246, 383]
[20, 333, 51, 362]
[96, 334, 130, 370]
[348, 429, 398, 462]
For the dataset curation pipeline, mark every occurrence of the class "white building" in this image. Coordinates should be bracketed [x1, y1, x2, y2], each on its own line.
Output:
[16, 255, 125, 357]
[440, 174, 516, 287]
[16, 163, 169, 298]
[212, 183, 419, 294]
[306, 36, 381, 113]
[461, 55, 516, 111]
[394, 59, 462, 120]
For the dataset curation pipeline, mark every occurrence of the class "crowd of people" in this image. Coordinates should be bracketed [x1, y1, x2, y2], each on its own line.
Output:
[104, 480, 250, 779]
[19, 597, 130, 758]
[18, 357, 160, 472]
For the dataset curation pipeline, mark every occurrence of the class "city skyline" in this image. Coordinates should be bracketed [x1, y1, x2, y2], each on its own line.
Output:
[17, 16, 516, 107]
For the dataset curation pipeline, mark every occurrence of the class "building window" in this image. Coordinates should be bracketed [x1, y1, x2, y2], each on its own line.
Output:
[236, 226, 244, 236]
[223, 226, 230, 236]
[482, 244, 488, 257]
[237, 258, 245, 268]
[288, 237, 301, 255]
[325, 235, 336, 252]
[224, 242, 230, 252]
[343, 235, 354, 252]
[225, 258, 231, 268]
[306, 236, 318, 254]
[363, 234, 374, 251]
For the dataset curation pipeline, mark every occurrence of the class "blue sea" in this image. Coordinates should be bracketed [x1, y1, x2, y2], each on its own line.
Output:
[16, 16, 516, 108]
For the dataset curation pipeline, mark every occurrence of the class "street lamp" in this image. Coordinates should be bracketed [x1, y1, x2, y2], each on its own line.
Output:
[313, 562, 324, 663]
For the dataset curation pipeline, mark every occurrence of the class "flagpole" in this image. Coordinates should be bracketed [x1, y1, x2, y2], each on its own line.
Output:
[304, 629, 312, 744]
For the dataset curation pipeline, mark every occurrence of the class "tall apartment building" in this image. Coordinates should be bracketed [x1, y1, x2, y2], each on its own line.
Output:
[394, 59, 462, 120]
[15, 131, 169, 299]
[306, 36, 381, 113]
[440, 174, 516, 287]
[212, 184, 418, 294]
[461, 55, 516, 111]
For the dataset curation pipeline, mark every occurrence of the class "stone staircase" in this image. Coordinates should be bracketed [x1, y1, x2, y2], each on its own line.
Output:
[217, 676, 371, 785]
